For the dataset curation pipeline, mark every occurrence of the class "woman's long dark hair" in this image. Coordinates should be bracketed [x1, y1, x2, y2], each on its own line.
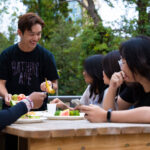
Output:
[120, 35, 150, 81]
[84, 54, 106, 103]
[103, 50, 120, 79]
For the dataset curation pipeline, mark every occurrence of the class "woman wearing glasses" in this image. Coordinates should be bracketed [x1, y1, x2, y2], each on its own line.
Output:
[77, 35, 150, 123]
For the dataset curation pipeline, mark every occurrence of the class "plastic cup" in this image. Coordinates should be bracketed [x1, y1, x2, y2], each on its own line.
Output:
[47, 104, 56, 115]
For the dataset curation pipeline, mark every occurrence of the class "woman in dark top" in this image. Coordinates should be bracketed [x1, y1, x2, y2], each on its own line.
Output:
[77, 35, 150, 123]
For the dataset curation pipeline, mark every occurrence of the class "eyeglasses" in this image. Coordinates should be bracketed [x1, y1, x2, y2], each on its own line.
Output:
[118, 59, 123, 68]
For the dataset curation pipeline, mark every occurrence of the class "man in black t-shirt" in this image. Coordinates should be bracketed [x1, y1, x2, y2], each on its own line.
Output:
[0, 12, 59, 111]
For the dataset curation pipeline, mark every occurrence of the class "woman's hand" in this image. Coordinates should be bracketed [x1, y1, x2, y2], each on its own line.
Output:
[50, 98, 69, 110]
[28, 92, 46, 109]
[76, 104, 107, 122]
[109, 71, 124, 89]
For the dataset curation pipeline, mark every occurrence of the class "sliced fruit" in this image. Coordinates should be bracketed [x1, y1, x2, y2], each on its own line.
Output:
[55, 110, 61, 116]
[45, 78, 55, 94]
[10, 94, 26, 106]
[18, 94, 26, 101]
[73, 110, 80, 116]
[69, 111, 74, 116]
[20, 112, 40, 119]
[49, 88, 55, 94]
[28, 116, 40, 119]
[10, 100, 18, 106]
[12, 94, 18, 101]
[60, 109, 70, 116]
[27, 111, 36, 116]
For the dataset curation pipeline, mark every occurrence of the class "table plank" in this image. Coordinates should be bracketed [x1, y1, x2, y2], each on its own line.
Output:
[3, 120, 150, 138]
[2, 120, 150, 150]
[20, 134, 150, 150]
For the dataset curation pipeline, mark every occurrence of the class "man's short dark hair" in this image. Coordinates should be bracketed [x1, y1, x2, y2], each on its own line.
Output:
[18, 12, 45, 33]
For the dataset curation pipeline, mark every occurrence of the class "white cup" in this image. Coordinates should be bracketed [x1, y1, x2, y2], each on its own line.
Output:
[47, 104, 56, 115]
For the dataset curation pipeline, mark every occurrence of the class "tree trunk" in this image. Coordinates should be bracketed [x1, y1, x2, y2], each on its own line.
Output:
[86, 0, 101, 26]
[137, 0, 149, 34]
[77, 0, 101, 26]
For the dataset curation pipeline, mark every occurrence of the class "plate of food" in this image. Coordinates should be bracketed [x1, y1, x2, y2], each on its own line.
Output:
[15, 111, 47, 124]
[44, 109, 85, 120]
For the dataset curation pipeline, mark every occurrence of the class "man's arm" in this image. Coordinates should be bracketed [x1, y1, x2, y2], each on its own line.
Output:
[0, 80, 8, 97]
[0, 80, 11, 106]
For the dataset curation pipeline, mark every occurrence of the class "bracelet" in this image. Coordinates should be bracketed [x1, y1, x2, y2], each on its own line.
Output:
[22, 99, 33, 112]
[26, 97, 34, 109]
[107, 109, 112, 122]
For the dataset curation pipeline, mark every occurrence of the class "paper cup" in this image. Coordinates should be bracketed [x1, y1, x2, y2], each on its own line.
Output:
[47, 104, 56, 115]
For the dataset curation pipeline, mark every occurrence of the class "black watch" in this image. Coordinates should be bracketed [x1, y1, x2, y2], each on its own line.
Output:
[107, 109, 112, 122]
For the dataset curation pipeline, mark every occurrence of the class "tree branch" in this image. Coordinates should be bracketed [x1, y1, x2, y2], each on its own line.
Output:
[65, 0, 101, 26]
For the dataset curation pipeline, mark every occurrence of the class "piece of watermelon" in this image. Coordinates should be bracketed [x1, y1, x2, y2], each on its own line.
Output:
[60, 109, 70, 116]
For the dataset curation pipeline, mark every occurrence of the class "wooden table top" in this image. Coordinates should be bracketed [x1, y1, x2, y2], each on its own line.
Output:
[2, 119, 150, 139]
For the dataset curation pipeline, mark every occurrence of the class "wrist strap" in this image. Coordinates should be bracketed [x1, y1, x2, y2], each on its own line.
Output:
[51, 83, 54, 89]
[107, 109, 112, 122]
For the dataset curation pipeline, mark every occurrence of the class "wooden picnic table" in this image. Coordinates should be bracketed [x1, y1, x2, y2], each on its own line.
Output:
[1, 119, 150, 150]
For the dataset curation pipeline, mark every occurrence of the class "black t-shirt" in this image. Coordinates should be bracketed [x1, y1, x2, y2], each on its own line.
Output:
[120, 84, 150, 107]
[0, 43, 59, 110]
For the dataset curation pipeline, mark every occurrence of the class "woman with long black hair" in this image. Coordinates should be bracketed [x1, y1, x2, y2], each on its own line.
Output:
[51, 54, 107, 109]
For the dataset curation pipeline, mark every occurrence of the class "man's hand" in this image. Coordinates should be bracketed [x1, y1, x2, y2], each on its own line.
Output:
[28, 92, 47, 109]
[4, 93, 12, 106]
[40, 80, 58, 92]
